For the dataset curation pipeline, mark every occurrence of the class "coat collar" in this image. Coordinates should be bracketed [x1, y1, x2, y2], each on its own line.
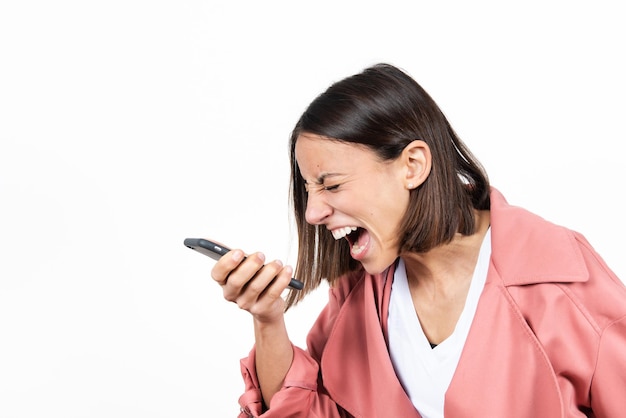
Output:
[489, 187, 589, 286]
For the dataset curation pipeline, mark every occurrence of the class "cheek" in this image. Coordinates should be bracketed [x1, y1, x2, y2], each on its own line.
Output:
[379, 195, 410, 238]
[356, 181, 407, 219]
[378, 183, 410, 216]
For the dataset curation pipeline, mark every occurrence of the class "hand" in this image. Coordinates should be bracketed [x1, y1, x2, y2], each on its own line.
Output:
[210, 250, 294, 323]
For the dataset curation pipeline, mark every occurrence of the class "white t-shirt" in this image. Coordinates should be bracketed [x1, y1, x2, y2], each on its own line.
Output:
[388, 228, 491, 418]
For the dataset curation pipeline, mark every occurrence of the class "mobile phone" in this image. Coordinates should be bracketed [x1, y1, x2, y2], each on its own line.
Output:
[183, 238, 304, 290]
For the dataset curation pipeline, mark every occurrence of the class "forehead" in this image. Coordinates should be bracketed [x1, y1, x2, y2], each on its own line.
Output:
[294, 134, 377, 176]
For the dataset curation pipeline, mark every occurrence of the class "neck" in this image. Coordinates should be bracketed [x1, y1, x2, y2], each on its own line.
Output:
[400, 210, 490, 294]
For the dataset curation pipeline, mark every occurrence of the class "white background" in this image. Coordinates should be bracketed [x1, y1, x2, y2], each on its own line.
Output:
[1, 1, 624, 417]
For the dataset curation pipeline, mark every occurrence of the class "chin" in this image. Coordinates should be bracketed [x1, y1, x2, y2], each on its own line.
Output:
[360, 256, 397, 276]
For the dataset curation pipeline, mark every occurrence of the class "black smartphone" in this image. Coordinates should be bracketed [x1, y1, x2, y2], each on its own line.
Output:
[183, 238, 304, 290]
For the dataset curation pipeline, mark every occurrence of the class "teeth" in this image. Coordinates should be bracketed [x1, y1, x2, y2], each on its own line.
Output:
[351, 242, 365, 255]
[331, 226, 357, 240]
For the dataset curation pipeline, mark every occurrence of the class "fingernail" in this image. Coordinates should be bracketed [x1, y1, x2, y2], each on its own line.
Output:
[232, 250, 243, 262]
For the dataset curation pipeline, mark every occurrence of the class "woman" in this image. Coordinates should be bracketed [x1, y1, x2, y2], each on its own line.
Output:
[211, 64, 626, 417]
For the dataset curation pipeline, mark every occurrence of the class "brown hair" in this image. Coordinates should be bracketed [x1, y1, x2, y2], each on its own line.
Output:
[285, 63, 489, 309]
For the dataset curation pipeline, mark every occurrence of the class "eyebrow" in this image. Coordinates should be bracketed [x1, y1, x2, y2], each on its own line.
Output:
[311, 172, 344, 184]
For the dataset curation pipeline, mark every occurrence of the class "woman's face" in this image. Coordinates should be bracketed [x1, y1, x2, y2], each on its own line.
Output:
[295, 133, 412, 274]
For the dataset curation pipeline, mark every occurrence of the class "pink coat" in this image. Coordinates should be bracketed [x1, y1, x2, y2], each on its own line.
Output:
[238, 189, 626, 417]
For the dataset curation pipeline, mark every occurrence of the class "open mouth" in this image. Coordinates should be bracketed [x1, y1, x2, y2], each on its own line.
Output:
[331, 226, 368, 256]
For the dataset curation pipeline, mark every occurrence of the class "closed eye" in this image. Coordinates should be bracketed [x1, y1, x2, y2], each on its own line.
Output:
[304, 182, 337, 193]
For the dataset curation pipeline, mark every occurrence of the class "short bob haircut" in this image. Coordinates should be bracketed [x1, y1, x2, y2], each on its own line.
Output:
[285, 63, 490, 309]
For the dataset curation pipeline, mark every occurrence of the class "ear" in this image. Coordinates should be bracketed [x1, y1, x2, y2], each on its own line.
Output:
[401, 140, 431, 190]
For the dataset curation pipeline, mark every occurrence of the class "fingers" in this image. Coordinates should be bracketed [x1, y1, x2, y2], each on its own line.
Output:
[237, 262, 293, 310]
[224, 252, 268, 292]
[245, 264, 294, 323]
[210, 248, 246, 285]
[210, 249, 293, 318]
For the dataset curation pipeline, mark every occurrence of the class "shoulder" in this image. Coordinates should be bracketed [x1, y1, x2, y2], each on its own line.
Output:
[328, 267, 368, 306]
[489, 187, 626, 330]
[561, 231, 626, 331]
[305, 268, 369, 361]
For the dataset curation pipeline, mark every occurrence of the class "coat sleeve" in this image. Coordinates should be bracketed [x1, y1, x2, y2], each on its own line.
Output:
[589, 314, 626, 417]
[237, 345, 347, 418]
[237, 283, 354, 418]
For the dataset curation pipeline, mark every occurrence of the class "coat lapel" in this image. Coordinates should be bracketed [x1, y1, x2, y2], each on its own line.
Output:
[321, 268, 421, 418]
[445, 263, 564, 417]
[444, 188, 589, 416]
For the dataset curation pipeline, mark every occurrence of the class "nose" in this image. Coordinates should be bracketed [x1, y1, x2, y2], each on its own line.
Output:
[305, 192, 332, 225]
